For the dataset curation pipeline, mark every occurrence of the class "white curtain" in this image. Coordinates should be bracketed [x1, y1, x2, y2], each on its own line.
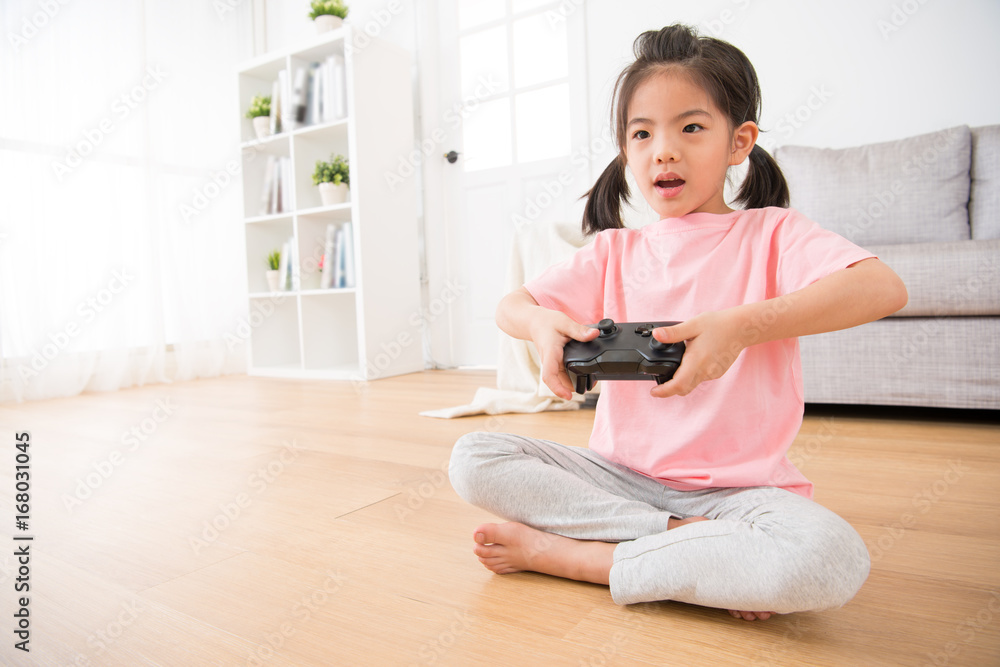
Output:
[0, 1, 255, 402]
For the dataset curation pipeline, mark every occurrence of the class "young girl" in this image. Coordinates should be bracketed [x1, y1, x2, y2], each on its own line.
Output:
[448, 24, 907, 621]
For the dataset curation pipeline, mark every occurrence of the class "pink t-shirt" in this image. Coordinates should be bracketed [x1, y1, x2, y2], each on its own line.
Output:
[524, 207, 875, 499]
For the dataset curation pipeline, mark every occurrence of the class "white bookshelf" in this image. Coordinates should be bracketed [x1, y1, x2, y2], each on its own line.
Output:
[237, 27, 423, 381]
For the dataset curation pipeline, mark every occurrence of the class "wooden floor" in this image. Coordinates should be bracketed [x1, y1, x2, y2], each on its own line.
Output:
[1, 370, 998, 666]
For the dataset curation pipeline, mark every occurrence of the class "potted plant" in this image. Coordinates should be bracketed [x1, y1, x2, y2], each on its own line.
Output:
[312, 153, 350, 205]
[308, 0, 349, 33]
[266, 249, 282, 291]
[246, 94, 272, 140]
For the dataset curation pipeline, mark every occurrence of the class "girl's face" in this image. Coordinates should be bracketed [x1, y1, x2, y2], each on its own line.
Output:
[624, 70, 755, 218]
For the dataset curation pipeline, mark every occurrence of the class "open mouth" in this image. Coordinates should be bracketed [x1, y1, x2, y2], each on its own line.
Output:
[655, 178, 685, 188]
[654, 178, 685, 196]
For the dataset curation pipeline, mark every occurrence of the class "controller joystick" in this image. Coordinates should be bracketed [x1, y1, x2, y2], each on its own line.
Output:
[563, 319, 685, 394]
[649, 337, 670, 351]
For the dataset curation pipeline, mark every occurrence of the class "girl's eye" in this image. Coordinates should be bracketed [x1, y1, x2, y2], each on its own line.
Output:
[632, 129, 650, 140]
[683, 124, 702, 133]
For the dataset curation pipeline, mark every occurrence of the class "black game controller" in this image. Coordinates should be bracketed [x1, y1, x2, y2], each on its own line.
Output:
[563, 319, 685, 394]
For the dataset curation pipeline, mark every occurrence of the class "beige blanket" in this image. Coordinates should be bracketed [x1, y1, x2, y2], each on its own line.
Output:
[420, 220, 594, 418]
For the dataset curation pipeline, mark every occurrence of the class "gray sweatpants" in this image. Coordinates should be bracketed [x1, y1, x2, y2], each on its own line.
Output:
[448, 431, 871, 613]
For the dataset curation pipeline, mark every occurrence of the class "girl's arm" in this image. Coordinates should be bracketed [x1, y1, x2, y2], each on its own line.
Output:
[496, 286, 599, 400]
[650, 257, 908, 398]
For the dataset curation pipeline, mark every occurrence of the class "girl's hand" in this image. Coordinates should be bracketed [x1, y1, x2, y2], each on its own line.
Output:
[648, 311, 746, 398]
[529, 311, 600, 401]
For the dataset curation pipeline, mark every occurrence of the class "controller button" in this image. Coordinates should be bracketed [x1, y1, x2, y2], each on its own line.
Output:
[650, 338, 670, 351]
[597, 318, 617, 337]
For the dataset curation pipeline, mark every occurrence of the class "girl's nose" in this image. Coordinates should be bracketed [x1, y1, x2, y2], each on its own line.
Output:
[654, 140, 679, 163]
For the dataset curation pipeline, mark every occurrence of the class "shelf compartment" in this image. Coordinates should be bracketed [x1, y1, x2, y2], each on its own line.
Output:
[244, 218, 294, 293]
[295, 215, 356, 291]
[293, 127, 352, 212]
[247, 294, 301, 370]
[241, 140, 293, 219]
[300, 291, 359, 372]
[238, 63, 286, 144]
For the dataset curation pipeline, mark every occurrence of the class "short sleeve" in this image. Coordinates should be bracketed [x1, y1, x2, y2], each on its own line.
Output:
[523, 230, 614, 325]
[773, 209, 877, 296]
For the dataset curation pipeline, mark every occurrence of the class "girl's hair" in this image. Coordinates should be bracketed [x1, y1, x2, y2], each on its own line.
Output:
[582, 24, 789, 235]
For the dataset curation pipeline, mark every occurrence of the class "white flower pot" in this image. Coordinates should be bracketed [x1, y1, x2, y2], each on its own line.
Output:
[319, 182, 349, 206]
[314, 15, 342, 33]
[252, 116, 271, 140]
[265, 269, 282, 292]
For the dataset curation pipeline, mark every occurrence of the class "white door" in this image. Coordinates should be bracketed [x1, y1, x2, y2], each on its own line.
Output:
[420, 0, 591, 368]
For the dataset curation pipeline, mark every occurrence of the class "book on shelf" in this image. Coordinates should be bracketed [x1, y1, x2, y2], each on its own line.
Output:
[319, 222, 355, 289]
[271, 158, 281, 213]
[333, 226, 345, 288]
[325, 54, 347, 122]
[258, 156, 292, 216]
[291, 67, 308, 131]
[276, 239, 290, 291]
[281, 158, 292, 212]
[260, 155, 276, 215]
[269, 79, 280, 135]
[278, 69, 291, 134]
[308, 62, 322, 126]
[341, 221, 355, 288]
[286, 234, 298, 290]
[250, 55, 347, 141]
[320, 223, 336, 289]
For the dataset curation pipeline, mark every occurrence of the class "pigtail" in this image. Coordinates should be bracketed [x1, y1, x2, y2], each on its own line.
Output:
[582, 153, 630, 235]
[734, 144, 789, 210]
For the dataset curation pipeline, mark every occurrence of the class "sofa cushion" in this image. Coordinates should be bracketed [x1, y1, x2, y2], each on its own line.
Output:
[970, 124, 1000, 239]
[776, 126, 972, 246]
[868, 239, 1000, 317]
[800, 317, 1000, 409]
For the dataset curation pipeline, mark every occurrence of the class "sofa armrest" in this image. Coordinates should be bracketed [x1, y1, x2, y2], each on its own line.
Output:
[867, 239, 1000, 316]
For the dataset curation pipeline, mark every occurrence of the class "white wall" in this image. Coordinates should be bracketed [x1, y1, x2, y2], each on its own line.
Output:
[580, 0, 1000, 226]
[584, 0, 1000, 151]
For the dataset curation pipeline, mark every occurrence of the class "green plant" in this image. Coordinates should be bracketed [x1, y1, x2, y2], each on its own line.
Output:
[308, 0, 349, 20]
[245, 94, 271, 119]
[312, 154, 350, 187]
[267, 249, 280, 270]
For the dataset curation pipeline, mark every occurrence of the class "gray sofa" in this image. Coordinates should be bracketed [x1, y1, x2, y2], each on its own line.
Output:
[775, 125, 1000, 410]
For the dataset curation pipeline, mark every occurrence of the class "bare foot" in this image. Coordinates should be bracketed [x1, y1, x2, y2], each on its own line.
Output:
[473, 522, 615, 585]
[473, 517, 772, 621]
[472, 515, 707, 585]
[728, 610, 774, 621]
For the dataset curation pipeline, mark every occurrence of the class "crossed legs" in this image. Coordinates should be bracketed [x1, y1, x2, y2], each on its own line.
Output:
[449, 431, 870, 620]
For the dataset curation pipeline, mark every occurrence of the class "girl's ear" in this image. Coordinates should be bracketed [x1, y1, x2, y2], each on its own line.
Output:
[729, 121, 759, 166]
